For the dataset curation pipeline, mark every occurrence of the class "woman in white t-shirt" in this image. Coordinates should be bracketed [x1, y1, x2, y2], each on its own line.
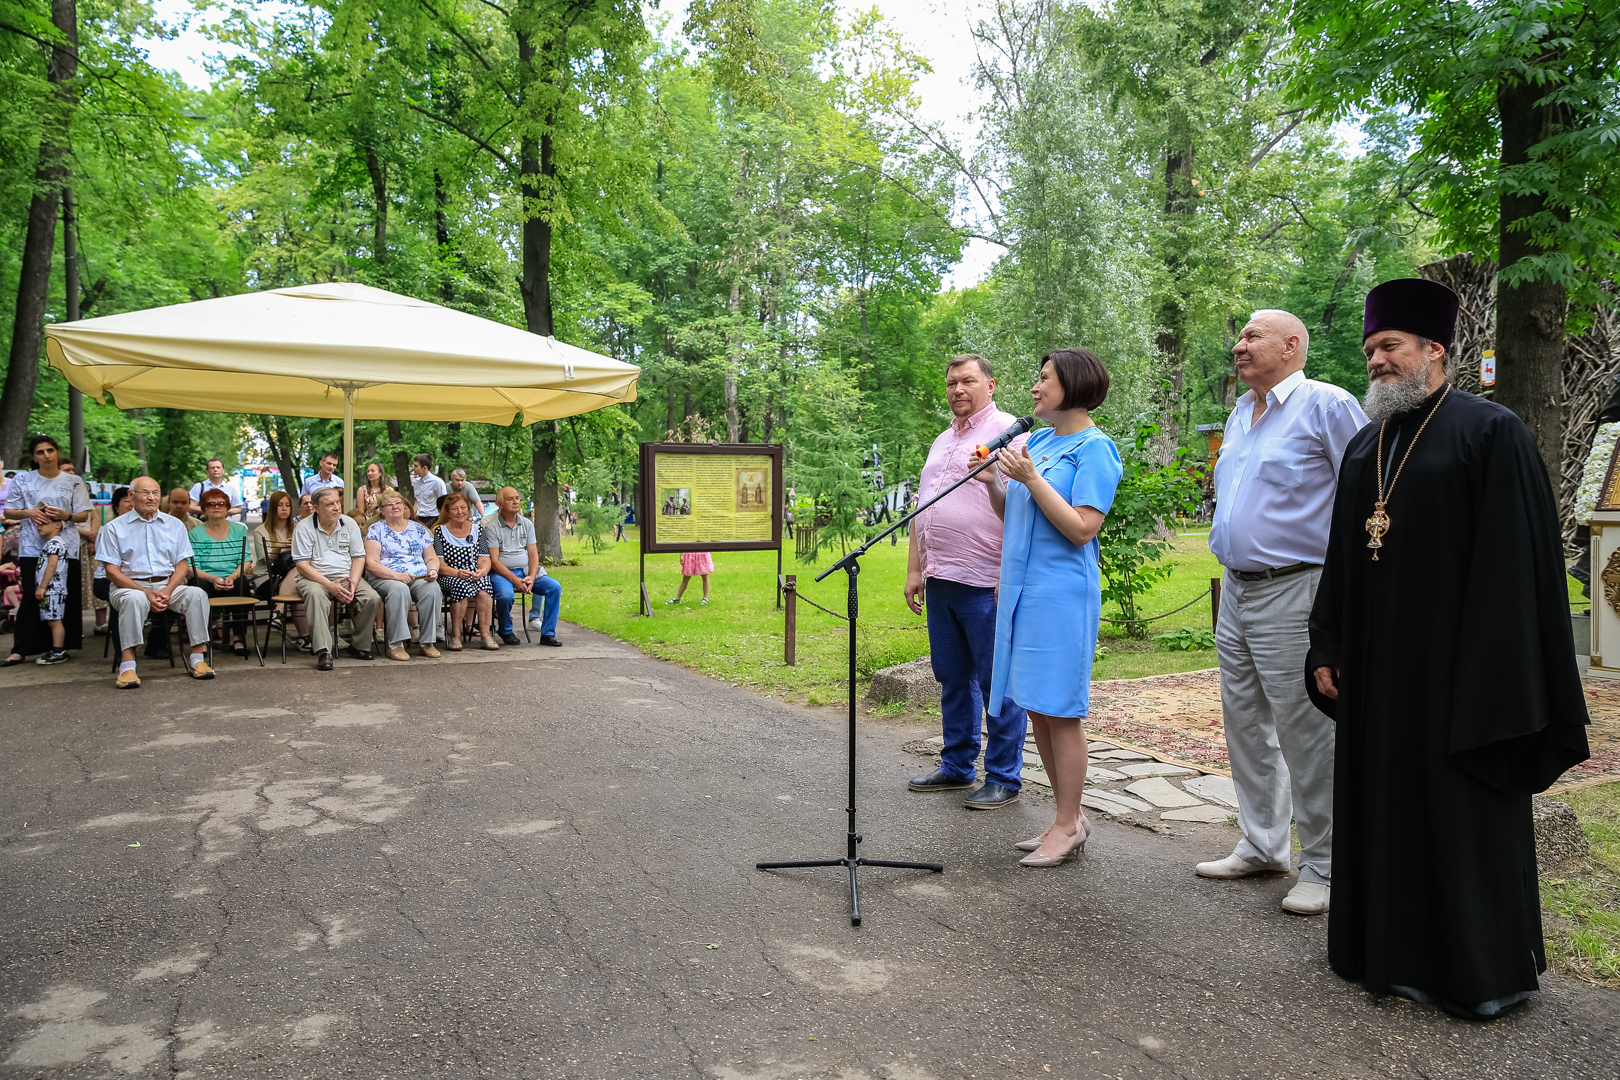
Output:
[2, 436, 91, 665]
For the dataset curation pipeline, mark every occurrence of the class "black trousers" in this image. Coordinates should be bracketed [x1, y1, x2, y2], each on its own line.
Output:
[12, 556, 83, 657]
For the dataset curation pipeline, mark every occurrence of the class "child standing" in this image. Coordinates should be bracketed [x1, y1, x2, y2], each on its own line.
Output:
[33, 517, 71, 665]
[667, 551, 715, 606]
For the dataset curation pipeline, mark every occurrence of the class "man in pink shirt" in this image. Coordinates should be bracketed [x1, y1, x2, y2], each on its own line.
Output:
[904, 354, 1029, 809]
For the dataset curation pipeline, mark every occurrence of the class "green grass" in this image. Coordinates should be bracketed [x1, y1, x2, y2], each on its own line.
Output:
[1543, 781, 1620, 988]
[550, 525, 1221, 704]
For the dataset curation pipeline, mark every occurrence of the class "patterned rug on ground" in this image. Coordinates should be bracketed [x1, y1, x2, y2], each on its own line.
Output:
[1087, 668, 1620, 793]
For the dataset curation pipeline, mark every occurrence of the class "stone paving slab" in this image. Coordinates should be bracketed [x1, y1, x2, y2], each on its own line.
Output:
[1125, 776, 1205, 809]
[1162, 804, 1235, 823]
[1117, 761, 1199, 778]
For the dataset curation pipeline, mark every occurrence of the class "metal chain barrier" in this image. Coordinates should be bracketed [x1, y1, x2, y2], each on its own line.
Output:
[1098, 587, 1212, 626]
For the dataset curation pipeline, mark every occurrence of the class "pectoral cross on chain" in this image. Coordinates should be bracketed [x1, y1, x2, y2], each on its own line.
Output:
[1364, 503, 1391, 560]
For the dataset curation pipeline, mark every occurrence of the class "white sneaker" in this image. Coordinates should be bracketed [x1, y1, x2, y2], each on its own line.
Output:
[527, 618, 544, 631]
[1281, 881, 1330, 915]
[1194, 853, 1290, 880]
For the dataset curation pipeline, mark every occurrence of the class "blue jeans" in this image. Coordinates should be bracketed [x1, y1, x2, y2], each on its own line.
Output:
[926, 577, 1027, 789]
[491, 568, 561, 636]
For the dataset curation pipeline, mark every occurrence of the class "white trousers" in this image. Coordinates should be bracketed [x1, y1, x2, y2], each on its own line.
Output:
[109, 582, 211, 649]
[1216, 567, 1333, 884]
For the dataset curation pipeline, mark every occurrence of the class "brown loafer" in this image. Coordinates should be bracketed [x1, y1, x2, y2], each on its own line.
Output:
[316, 650, 334, 671]
[187, 659, 216, 680]
[115, 668, 141, 689]
[387, 646, 411, 662]
[419, 643, 441, 658]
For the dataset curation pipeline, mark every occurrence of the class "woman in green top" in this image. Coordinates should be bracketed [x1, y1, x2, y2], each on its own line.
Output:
[190, 489, 253, 655]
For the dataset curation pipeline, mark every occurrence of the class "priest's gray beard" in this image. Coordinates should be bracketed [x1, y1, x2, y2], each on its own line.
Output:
[1363, 366, 1433, 420]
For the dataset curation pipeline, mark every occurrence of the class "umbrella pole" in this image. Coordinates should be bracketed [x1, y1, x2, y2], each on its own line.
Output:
[343, 389, 355, 514]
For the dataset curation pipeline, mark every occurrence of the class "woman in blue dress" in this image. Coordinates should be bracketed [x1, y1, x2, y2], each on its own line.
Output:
[978, 349, 1123, 867]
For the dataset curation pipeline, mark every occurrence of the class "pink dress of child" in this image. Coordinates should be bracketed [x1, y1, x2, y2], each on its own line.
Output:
[680, 551, 714, 576]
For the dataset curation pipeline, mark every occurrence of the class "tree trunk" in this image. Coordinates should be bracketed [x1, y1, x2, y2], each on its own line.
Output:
[63, 185, 84, 471]
[531, 424, 562, 558]
[260, 415, 301, 496]
[726, 279, 741, 442]
[386, 419, 411, 494]
[434, 169, 453, 301]
[0, 0, 77, 465]
[1494, 72, 1567, 482]
[364, 144, 387, 264]
[1153, 140, 1195, 463]
[442, 422, 461, 461]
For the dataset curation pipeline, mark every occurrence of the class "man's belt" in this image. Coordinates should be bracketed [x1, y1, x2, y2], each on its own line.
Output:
[1228, 562, 1318, 582]
[126, 575, 172, 584]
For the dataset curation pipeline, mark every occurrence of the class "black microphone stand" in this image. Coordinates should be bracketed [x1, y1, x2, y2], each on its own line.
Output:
[756, 447, 1012, 925]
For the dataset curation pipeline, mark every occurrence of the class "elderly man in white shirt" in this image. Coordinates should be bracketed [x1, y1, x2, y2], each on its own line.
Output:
[1201, 309, 1368, 916]
[97, 476, 216, 688]
[293, 486, 381, 670]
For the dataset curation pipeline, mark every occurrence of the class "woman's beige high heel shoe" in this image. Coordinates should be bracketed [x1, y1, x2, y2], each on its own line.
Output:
[1015, 812, 1090, 852]
[1018, 824, 1087, 868]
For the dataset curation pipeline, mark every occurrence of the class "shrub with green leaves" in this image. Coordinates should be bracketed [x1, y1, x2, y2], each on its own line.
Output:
[1098, 421, 1206, 638]
[1154, 626, 1216, 652]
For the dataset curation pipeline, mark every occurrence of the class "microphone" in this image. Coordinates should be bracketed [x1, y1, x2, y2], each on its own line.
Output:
[973, 415, 1034, 460]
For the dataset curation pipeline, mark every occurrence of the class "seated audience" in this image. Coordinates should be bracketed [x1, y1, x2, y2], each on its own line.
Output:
[300, 453, 344, 499]
[292, 486, 381, 671]
[91, 486, 132, 633]
[449, 469, 484, 516]
[363, 490, 443, 661]
[486, 486, 563, 647]
[432, 490, 493, 651]
[165, 488, 202, 530]
[189, 458, 243, 513]
[411, 454, 448, 524]
[98, 477, 215, 687]
[189, 490, 253, 655]
[252, 490, 309, 650]
[355, 461, 394, 526]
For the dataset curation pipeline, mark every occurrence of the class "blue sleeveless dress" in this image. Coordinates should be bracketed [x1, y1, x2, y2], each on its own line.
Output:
[988, 426, 1123, 719]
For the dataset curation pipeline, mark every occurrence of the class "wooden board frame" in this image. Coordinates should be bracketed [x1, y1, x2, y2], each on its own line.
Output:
[638, 442, 784, 554]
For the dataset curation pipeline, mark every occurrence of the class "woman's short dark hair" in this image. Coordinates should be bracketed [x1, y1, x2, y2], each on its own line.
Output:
[28, 434, 61, 458]
[110, 486, 131, 512]
[1042, 349, 1110, 411]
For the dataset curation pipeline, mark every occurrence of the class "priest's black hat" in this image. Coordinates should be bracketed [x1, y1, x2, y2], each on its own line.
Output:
[1363, 278, 1460, 349]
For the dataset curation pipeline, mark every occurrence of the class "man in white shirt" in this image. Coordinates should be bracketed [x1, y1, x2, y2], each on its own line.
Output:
[1201, 309, 1368, 915]
[190, 458, 242, 512]
[98, 476, 216, 688]
[485, 487, 563, 647]
[410, 454, 448, 523]
[293, 486, 381, 670]
[300, 453, 344, 500]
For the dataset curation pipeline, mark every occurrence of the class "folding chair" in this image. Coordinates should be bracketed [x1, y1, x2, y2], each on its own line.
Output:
[190, 534, 263, 666]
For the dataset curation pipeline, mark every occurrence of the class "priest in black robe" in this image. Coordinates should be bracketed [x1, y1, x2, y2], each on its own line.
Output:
[1307, 278, 1590, 1020]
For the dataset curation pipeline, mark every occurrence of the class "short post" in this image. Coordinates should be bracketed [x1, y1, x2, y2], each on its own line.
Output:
[784, 574, 797, 666]
[1210, 576, 1221, 633]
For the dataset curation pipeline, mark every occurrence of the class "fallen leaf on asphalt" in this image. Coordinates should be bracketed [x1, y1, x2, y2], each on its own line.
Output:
[127, 842, 141, 848]
[705, 943, 718, 949]
[761, 991, 772, 997]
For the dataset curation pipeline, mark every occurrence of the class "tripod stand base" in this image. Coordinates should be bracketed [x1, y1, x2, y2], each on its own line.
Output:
[756, 855, 943, 926]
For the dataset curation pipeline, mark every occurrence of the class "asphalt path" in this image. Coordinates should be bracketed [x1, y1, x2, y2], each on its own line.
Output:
[1, 622, 1616, 1079]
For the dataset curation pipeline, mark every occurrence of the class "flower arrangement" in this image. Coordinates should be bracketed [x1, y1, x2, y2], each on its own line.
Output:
[1574, 422, 1620, 522]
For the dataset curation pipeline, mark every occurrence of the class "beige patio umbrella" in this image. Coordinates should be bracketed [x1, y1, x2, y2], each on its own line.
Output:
[44, 282, 638, 508]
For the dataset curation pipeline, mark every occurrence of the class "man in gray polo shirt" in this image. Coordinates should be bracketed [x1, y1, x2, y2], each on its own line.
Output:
[293, 487, 382, 669]
[485, 487, 563, 646]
